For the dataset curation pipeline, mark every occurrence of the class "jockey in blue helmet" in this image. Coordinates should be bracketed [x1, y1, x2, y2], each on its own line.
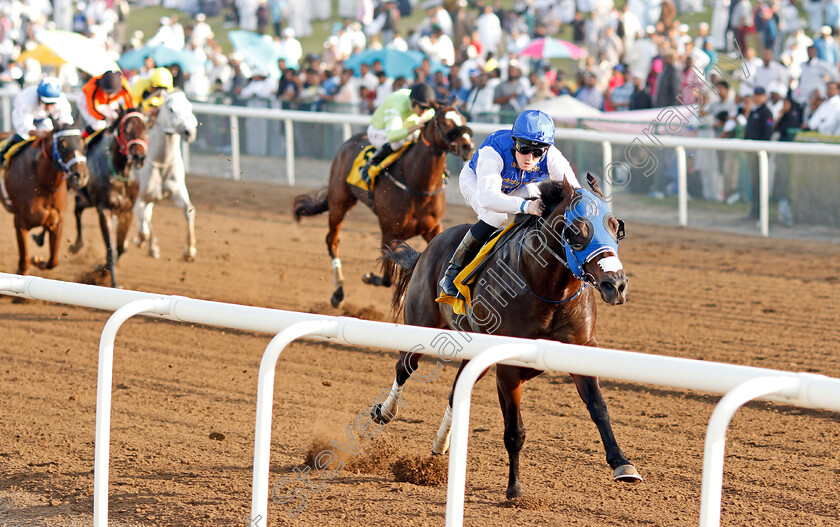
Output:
[0, 77, 74, 168]
[439, 109, 581, 298]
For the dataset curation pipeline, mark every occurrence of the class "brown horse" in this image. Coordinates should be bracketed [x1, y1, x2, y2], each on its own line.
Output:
[70, 108, 147, 288]
[292, 105, 475, 308]
[1, 125, 89, 275]
[371, 175, 641, 500]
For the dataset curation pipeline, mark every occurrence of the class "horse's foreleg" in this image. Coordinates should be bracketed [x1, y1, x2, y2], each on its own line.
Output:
[326, 208, 347, 308]
[497, 368, 526, 499]
[42, 212, 62, 270]
[370, 350, 421, 424]
[431, 360, 492, 456]
[69, 193, 87, 254]
[13, 221, 29, 275]
[116, 210, 132, 258]
[173, 185, 196, 262]
[570, 373, 642, 484]
[133, 197, 151, 246]
[97, 208, 119, 288]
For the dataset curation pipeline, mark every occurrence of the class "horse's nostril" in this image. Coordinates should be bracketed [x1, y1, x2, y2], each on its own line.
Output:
[600, 281, 616, 294]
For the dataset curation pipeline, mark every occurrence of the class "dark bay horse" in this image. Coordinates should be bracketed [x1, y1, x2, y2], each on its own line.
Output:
[1, 125, 88, 275]
[371, 175, 641, 499]
[292, 105, 475, 308]
[70, 108, 147, 288]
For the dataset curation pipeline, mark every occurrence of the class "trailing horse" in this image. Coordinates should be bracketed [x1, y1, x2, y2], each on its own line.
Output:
[371, 174, 641, 499]
[292, 105, 474, 308]
[133, 90, 199, 261]
[70, 107, 147, 288]
[1, 124, 88, 275]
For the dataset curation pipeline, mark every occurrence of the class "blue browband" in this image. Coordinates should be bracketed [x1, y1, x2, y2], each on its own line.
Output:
[562, 188, 621, 280]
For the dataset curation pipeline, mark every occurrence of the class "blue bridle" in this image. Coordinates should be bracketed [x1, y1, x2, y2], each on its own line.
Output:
[51, 129, 86, 175]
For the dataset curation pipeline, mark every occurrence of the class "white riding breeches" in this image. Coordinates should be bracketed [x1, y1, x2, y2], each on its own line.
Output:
[366, 124, 407, 151]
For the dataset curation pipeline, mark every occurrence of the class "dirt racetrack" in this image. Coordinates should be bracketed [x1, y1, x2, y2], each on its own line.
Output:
[1, 174, 839, 527]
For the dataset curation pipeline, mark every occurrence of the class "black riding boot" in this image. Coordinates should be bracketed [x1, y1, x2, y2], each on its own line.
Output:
[0, 134, 24, 169]
[359, 143, 394, 186]
[439, 230, 487, 298]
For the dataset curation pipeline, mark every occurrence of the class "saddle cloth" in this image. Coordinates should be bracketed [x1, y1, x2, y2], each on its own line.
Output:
[435, 220, 526, 316]
[346, 142, 411, 192]
[0, 137, 36, 211]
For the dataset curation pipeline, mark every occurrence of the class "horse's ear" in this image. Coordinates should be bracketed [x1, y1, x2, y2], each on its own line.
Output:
[586, 173, 606, 200]
[561, 174, 576, 202]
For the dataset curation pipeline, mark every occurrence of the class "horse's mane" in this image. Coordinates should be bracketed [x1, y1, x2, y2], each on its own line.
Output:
[537, 179, 566, 217]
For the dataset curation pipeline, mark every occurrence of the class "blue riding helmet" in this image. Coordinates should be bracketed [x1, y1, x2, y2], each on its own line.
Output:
[37, 77, 62, 104]
[511, 110, 555, 146]
[562, 188, 623, 280]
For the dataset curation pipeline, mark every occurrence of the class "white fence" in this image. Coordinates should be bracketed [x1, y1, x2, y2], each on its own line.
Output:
[2, 272, 840, 527]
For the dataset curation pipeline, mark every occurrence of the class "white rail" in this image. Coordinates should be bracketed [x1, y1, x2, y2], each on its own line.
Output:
[1, 272, 840, 527]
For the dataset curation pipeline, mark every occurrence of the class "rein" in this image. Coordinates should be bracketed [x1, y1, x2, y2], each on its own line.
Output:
[515, 224, 590, 304]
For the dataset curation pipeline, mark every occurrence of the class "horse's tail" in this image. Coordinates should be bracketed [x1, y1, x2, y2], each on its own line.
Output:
[382, 241, 422, 320]
[292, 187, 329, 222]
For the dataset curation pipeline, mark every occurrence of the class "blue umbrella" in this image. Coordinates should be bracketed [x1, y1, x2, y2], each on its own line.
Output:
[228, 30, 291, 77]
[119, 45, 203, 73]
[344, 48, 448, 79]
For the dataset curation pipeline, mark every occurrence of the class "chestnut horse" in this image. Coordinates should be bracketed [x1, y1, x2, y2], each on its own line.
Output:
[1, 124, 88, 275]
[292, 105, 474, 308]
[70, 108, 147, 288]
[371, 175, 642, 500]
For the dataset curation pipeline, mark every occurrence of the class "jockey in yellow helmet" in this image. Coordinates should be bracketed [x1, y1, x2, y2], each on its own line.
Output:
[132, 67, 174, 113]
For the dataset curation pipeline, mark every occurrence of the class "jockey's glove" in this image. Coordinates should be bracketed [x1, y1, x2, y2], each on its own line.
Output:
[524, 198, 544, 216]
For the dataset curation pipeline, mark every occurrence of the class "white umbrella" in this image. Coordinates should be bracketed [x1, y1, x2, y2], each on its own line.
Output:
[37, 30, 120, 76]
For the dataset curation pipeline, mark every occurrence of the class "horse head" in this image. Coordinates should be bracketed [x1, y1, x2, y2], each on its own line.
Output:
[51, 123, 89, 190]
[539, 174, 628, 305]
[426, 105, 475, 161]
[112, 106, 148, 167]
[157, 90, 198, 143]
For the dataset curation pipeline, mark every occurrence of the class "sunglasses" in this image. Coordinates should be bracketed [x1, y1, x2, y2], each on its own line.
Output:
[515, 142, 548, 158]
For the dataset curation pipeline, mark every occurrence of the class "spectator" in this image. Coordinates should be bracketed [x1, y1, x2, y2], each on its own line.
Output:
[654, 49, 681, 107]
[744, 87, 774, 220]
[629, 73, 653, 109]
[609, 65, 634, 111]
[807, 81, 840, 132]
[493, 63, 528, 115]
[462, 68, 497, 120]
[571, 11, 586, 45]
[575, 72, 605, 109]
[418, 24, 455, 66]
[815, 25, 840, 65]
[279, 27, 302, 66]
[476, 5, 502, 58]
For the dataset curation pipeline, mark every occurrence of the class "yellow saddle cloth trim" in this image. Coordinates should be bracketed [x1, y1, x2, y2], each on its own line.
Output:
[2, 137, 36, 166]
[346, 142, 412, 192]
[84, 128, 105, 146]
[435, 222, 517, 316]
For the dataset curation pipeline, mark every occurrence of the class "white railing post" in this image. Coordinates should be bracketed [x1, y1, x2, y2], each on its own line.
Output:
[445, 344, 537, 527]
[676, 146, 687, 227]
[342, 122, 352, 142]
[700, 375, 800, 526]
[758, 150, 769, 237]
[601, 141, 613, 201]
[251, 320, 338, 527]
[93, 297, 172, 527]
[230, 115, 241, 181]
[284, 118, 295, 186]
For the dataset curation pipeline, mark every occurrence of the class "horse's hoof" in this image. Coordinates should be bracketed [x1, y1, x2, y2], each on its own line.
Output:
[330, 287, 344, 309]
[132, 235, 143, 248]
[370, 403, 392, 425]
[506, 483, 523, 500]
[183, 247, 196, 262]
[613, 464, 643, 484]
[361, 272, 375, 285]
[150, 246, 161, 259]
[68, 243, 83, 255]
